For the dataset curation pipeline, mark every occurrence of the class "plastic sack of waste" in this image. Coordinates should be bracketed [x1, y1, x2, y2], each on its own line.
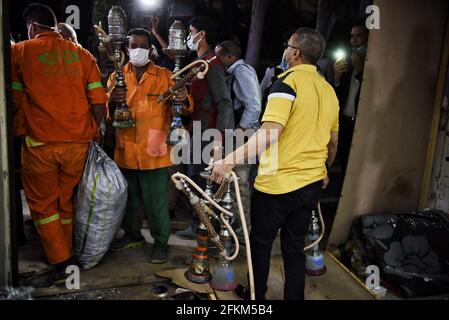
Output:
[74, 141, 127, 270]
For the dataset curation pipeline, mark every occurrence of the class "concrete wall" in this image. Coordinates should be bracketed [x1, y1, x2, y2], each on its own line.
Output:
[328, 0, 449, 248]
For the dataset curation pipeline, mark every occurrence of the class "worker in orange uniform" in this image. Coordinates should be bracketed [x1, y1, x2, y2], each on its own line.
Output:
[11, 3, 107, 283]
[108, 28, 193, 264]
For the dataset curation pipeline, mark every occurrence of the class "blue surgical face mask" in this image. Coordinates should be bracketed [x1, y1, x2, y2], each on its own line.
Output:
[278, 52, 289, 72]
[353, 45, 367, 56]
[278, 50, 295, 72]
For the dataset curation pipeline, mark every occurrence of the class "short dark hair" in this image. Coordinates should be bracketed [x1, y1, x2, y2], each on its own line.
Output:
[23, 2, 57, 28]
[217, 40, 241, 58]
[127, 28, 152, 46]
[292, 28, 326, 65]
[351, 19, 369, 32]
[189, 16, 217, 46]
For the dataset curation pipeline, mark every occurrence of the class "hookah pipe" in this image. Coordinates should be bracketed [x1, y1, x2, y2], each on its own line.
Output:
[305, 203, 325, 251]
[172, 173, 239, 260]
[172, 171, 250, 297]
[172, 171, 326, 301]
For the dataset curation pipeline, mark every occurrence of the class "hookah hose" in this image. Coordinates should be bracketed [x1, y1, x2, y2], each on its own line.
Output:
[172, 171, 254, 300]
[172, 172, 326, 301]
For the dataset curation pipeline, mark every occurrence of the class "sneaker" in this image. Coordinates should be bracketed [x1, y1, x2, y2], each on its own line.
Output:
[150, 247, 168, 264]
[110, 234, 145, 252]
[175, 226, 197, 240]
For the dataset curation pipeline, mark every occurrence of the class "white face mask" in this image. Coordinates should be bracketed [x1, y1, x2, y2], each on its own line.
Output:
[187, 32, 203, 52]
[128, 48, 150, 67]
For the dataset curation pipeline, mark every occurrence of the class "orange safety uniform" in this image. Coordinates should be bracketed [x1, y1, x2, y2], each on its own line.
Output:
[11, 32, 107, 265]
[107, 62, 194, 170]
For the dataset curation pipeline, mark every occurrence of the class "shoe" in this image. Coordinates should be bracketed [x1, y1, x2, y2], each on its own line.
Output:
[150, 247, 168, 264]
[110, 234, 145, 252]
[51, 257, 77, 285]
[175, 226, 197, 240]
[234, 284, 250, 300]
[51, 268, 70, 285]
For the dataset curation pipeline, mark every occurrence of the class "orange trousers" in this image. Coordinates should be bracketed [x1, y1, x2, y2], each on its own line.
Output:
[21, 142, 88, 265]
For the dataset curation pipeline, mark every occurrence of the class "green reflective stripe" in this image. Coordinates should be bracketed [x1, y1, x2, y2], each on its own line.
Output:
[35, 213, 60, 226]
[80, 173, 100, 255]
[87, 82, 103, 90]
[12, 82, 24, 91]
[61, 219, 73, 225]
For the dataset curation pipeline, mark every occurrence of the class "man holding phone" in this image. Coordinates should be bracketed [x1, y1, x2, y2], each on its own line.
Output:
[332, 22, 369, 174]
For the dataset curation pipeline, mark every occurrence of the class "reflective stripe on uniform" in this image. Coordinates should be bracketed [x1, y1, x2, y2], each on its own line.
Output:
[12, 82, 24, 91]
[34, 213, 60, 226]
[87, 82, 103, 90]
[61, 219, 73, 225]
[25, 136, 45, 148]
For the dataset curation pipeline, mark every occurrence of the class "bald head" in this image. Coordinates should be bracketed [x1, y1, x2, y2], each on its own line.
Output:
[57, 23, 78, 44]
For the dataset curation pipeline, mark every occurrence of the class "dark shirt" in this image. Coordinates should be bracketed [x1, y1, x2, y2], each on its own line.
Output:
[190, 50, 233, 132]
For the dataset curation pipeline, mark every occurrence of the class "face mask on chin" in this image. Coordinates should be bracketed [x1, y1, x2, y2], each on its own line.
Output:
[353, 45, 367, 56]
[128, 48, 151, 67]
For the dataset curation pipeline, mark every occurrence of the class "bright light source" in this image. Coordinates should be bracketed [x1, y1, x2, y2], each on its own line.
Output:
[140, 0, 159, 8]
[334, 49, 346, 62]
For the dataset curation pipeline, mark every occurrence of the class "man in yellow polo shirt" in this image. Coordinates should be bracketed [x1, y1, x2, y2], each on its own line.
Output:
[211, 28, 339, 300]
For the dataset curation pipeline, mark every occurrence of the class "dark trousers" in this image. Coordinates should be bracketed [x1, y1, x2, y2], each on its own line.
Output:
[249, 181, 322, 300]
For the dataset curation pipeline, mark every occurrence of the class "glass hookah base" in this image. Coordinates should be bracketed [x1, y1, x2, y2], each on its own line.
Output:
[166, 127, 189, 146]
[112, 119, 136, 129]
[210, 268, 238, 292]
[305, 265, 327, 276]
[185, 269, 212, 284]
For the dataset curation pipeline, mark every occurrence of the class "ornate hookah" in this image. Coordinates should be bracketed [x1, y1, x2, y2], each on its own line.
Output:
[305, 208, 327, 276]
[209, 173, 238, 291]
[159, 21, 216, 146]
[94, 5, 135, 129]
[173, 169, 240, 289]
[172, 171, 326, 299]
[159, 21, 190, 146]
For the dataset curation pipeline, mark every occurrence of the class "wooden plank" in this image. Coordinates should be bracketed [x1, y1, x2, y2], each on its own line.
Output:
[33, 274, 159, 298]
[304, 251, 376, 300]
[419, 17, 449, 209]
[329, 0, 449, 247]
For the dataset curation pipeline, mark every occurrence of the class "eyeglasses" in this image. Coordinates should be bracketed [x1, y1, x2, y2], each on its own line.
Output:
[283, 42, 300, 50]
